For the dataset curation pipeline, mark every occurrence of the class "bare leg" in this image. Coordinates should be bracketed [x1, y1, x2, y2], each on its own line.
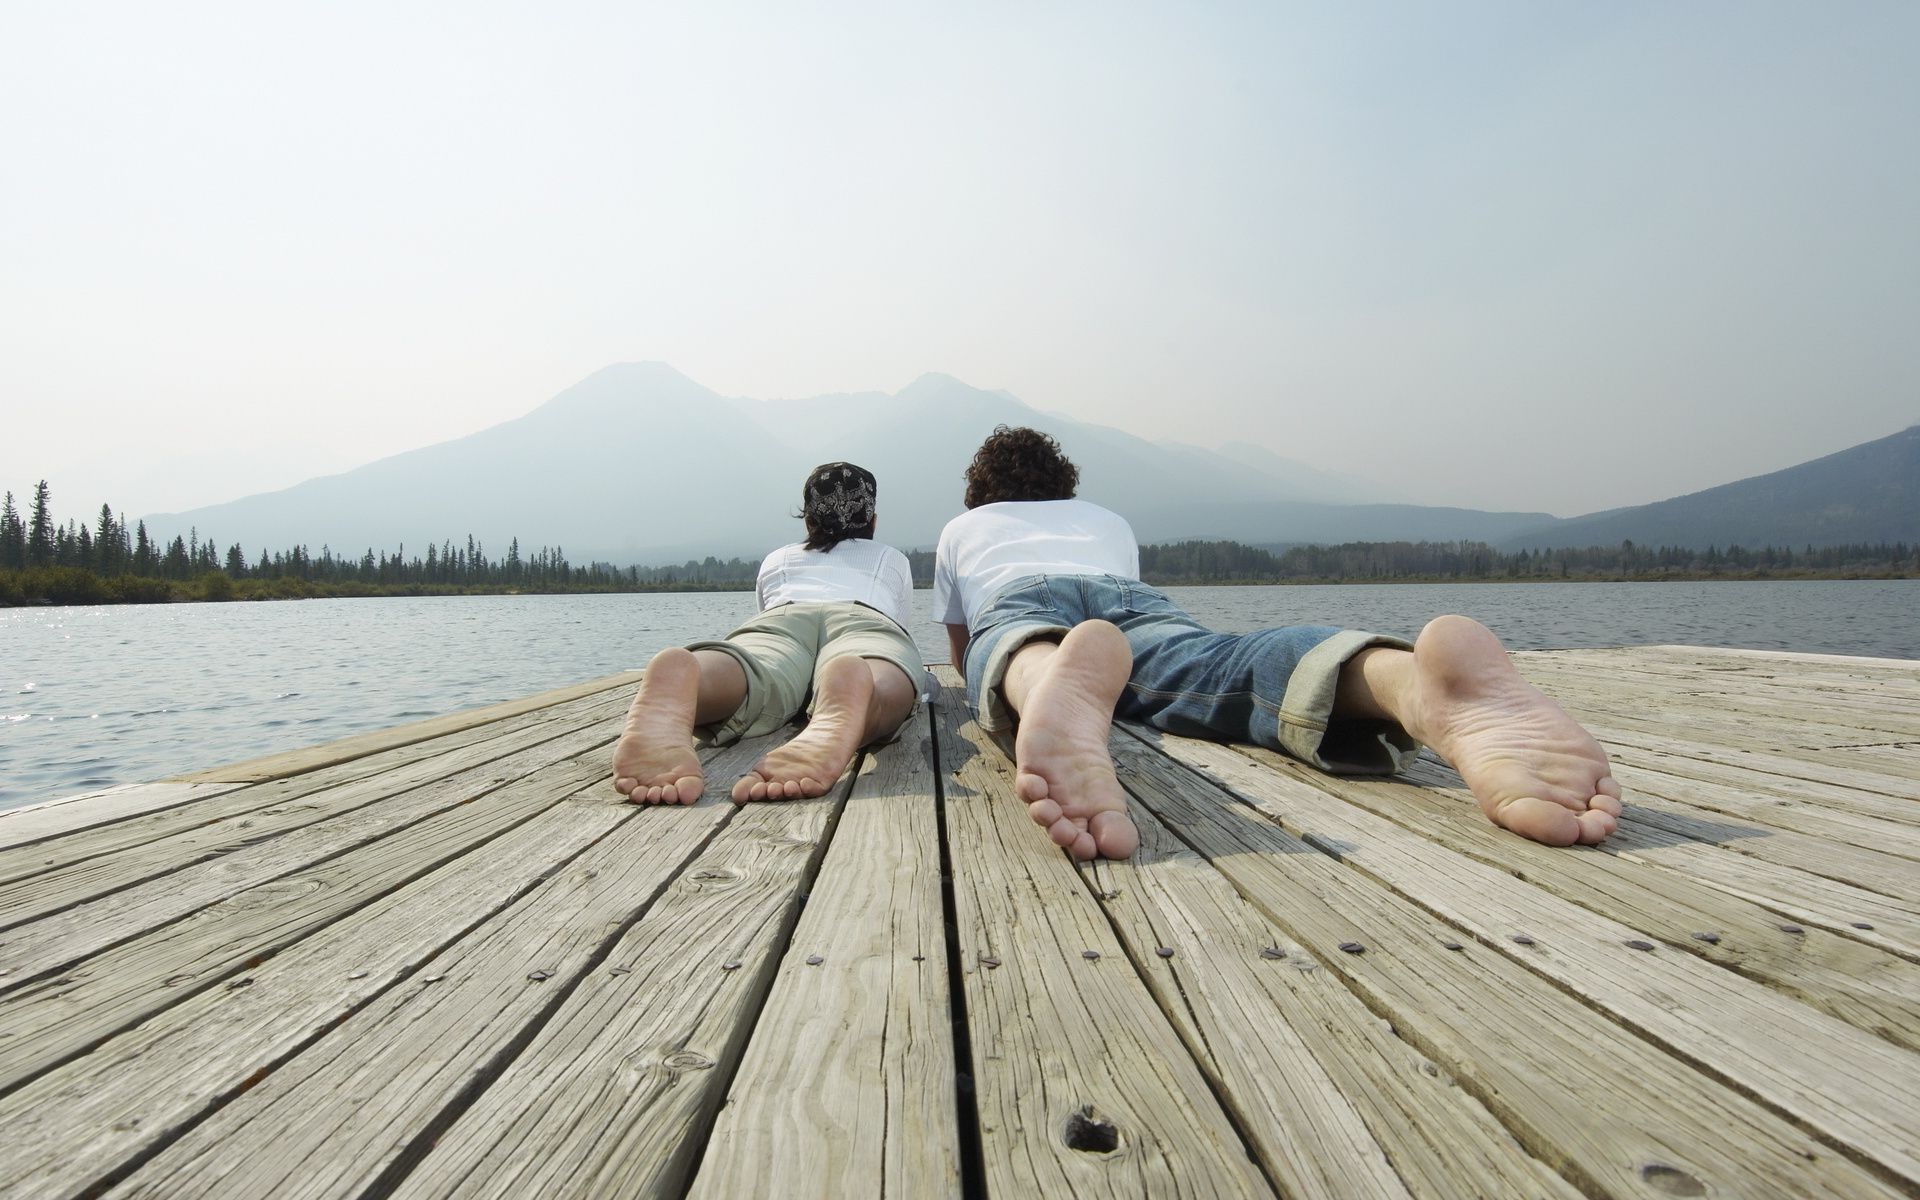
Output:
[1335, 615, 1624, 845]
[733, 657, 917, 802]
[1002, 621, 1138, 861]
[611, 647, 747, 805]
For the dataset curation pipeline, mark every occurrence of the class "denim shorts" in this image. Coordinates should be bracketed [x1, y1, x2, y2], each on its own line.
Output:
[965, 574, 1420, 773]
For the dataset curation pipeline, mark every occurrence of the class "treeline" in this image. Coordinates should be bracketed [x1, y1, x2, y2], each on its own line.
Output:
[3, 480, 1914, 606]
[1138, 538, 1920, 583]
[0, 482, 762, 605]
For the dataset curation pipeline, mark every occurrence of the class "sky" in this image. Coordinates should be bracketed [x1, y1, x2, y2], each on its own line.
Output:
[2, 1, 1916, 523]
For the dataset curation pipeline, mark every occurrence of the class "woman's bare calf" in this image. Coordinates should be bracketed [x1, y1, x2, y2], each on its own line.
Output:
[611, 647, 746, 805]
[732, 656, 917, 802]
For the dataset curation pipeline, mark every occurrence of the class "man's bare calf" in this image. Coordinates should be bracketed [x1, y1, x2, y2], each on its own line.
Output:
[1336, 615, 1624, 845]
[1001, 621, 1138, 861]
[732, 655, 917, 802]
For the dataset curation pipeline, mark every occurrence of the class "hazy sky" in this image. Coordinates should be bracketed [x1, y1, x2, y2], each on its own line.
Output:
[3, 1, 1915, 522]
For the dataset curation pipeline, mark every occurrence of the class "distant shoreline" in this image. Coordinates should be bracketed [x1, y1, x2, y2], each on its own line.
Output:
[4, 568, 1915, 608]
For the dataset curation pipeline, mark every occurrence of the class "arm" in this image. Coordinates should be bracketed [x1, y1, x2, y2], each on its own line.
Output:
[945, 623, 971, 680]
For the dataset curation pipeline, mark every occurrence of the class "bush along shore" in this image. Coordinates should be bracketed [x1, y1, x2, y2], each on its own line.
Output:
[1, 483, 1914, 607]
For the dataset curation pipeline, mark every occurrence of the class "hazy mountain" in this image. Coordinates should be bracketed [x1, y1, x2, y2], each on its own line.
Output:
[146, 363, 1556, 563]
[1499, 424, 1919, 552]
[150, 364, 1914, 565]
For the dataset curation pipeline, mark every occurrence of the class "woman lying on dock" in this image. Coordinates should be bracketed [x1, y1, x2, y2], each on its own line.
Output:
[613, 461, 924, 804]
[934, 426, 1625, 860]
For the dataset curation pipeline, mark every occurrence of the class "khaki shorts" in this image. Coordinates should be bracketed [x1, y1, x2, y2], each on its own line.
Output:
[689, 601, 925, 744]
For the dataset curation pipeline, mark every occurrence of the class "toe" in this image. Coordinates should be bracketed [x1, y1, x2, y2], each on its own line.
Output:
[1089, 810, 1139, 859]
[1576, 807, 1618, 844]
[1028, 797, 1063, 827]
[731, 774, 760, 804]
[613, 776, 637, 796]
[1493, 796, 1583, 846]
[1048, 815, 1085, 847]
[1016, 772, 1049, 803]
[1069, 829, 1098, 860]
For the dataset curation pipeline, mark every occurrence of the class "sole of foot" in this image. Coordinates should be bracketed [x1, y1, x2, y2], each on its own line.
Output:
[1407, 615, 1623, 846]
[1013, 621, 1139, 860]
[612, 647, 707, 805]
[732, 654, 872, 803]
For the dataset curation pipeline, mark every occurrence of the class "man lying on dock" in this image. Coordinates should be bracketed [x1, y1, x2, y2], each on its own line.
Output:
[934, 426, 1624, 861]
[612, 462, 923, 804]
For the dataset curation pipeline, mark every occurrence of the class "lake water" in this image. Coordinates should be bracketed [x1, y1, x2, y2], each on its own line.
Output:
[2, 580, 1914, 810]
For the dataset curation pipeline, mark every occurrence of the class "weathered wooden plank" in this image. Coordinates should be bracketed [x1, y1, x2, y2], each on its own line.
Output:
[1527, 649, 1920, 711]
[927, 680, 1274, 1198]
[0, 689, 629, 895]
[0, 783, 247, 852]
[1533, 676, 1920, 748]
[0, 750, 607, 1095]
[0, 789, 630, 1199]
[1086, 770, 1580, 1199]
[1597, 738, 1920, 828]
[0, 722, 618, 979]
[1605, 754, 1920, 857]
[1578, 644, 1920, 676]
[386, 760, 854, 1198]
[1604, 817, 1920, 959]
[688, 709, 961, 1200]
[1271, 750, 1920, 1053]
[1587, 721, 1920, 801]
[1106, 731, 1902, 1198]
[103, 736, 778, 1200]
[1146, 730, 1920, 1185]
[1616, 788, 1919, 901]
[174, 670, 645, 783]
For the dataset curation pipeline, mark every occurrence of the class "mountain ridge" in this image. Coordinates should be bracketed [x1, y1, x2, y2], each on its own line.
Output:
[141, 365, 1916, 563]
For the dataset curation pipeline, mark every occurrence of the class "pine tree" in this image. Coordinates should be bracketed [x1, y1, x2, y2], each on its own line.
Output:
[0, 491, 24, 570]
[26, 481, 54, 567]
[133, 521, 156, 575]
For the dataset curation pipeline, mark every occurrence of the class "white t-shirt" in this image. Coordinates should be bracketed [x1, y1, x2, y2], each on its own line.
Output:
[932, 499, 1140, 630]
[756, 539, 914, 629]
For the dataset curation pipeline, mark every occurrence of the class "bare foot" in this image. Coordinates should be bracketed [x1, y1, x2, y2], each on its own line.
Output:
[612, 648, 706, 805]
[732, 655, 871, 802]
[1012, 621, 1139, 860]
[1402, 616, 1623, 845]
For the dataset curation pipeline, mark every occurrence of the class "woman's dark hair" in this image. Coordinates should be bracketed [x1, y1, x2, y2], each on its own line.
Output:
[801, 461, 878, 551]
[963, 425, 1080, 508]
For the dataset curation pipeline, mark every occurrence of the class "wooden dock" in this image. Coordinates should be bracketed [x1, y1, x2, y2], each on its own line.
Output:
[1, 645, 1916, 1198]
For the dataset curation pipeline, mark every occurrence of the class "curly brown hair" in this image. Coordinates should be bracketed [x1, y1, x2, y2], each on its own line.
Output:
[963, 425, 1080, 508]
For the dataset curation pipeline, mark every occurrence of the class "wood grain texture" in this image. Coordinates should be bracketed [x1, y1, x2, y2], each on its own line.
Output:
[104, 735, 779, 1200]
[0, 723, 618, 984]
[0, 689, 628, 896]
[1146, 729, 1920, 1188]
[0, 791, 627, 1199]
[0, 751, 609, 1095]
[1106, 729, 1902, 1199]
[0, 783, 247, 852]
[174, 670, 645, 783]
[1277, 750, 1920, 1053]
[928, 677, 1274, 1199]
[1089, 750, 1581, 1200]
[388, 754, 856, 1198]
[688, 707, 962, 1200]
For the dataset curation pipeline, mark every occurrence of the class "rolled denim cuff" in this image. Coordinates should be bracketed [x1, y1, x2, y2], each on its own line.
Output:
[970, 621, 1072, 733]
[1278, 630, 1422, 774]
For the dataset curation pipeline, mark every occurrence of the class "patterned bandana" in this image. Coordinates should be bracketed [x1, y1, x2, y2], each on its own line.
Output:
[803, 461, 878, 540]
